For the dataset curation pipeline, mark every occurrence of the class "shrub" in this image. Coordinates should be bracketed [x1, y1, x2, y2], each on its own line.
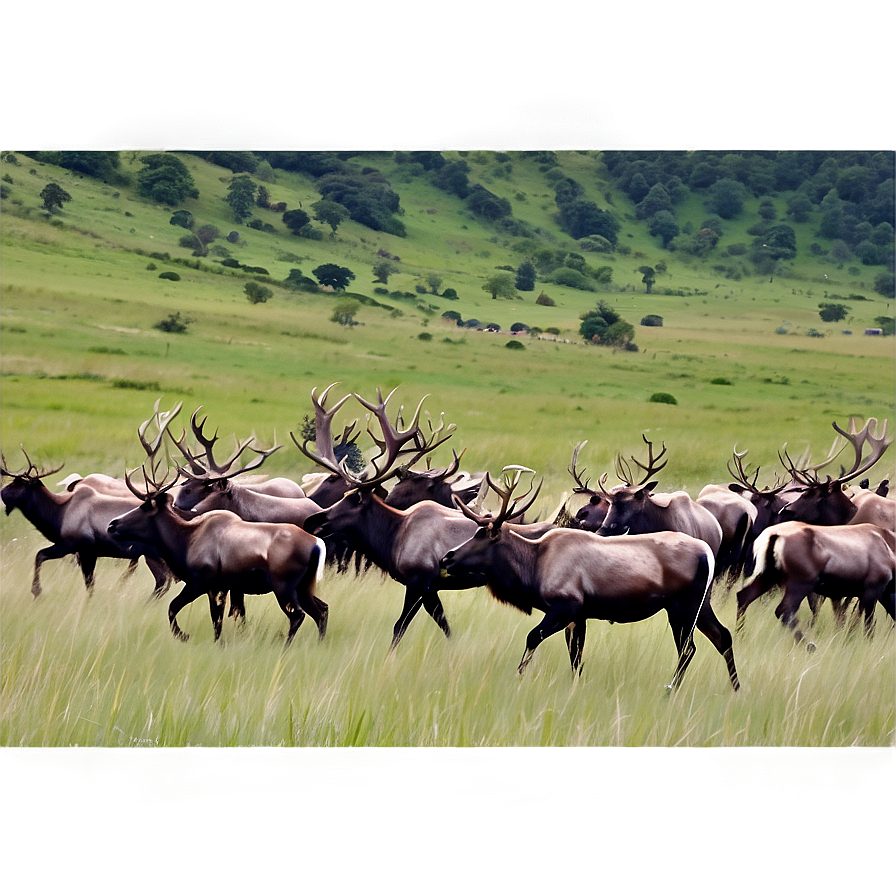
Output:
[505, 340, 525, 350]
[245, 281, 272, 304]
[510, 322, 530, 333]
[441, 287, 459, 300]
[648, 392, 678, 405]
[158, 271, 180, 281]
[551, 267, 594, 290]
[418, 332, 433, 341]
[640, 314, 663, 327]
[535, 292, 556, 306]
[710, 377, 733, 385]
[169, 210, 194, 229]
[153, 312, 194, 333]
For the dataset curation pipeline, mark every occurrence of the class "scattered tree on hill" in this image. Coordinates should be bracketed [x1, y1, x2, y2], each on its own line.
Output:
[312, 263, 355, 291]
[39, 182, 72, 213]
[312, 199, 349, 234]
[136, 153, 198, 205]
[705, 178, 746, 219]
[482, 272, 517, 300]
[579, 300, 635, 346]
[818, 302, 849, 323]
[466, 184, 512, 220]
[245, 281, 273, 304]
[282, 208, 311, 235]
[648, 210, 679, 248]
[169, 210, 194, 229]
[226, 176, 257, 223]
[874, 316, 895, 335]
[557, 198, 620, 243]
[873, 272, 895, 299]
[638, 266, 657, 294]
[442, 310, 463, 325]
[425, 273, 443, 294]
[372, 260, 398, 284]
[330, 298, 361, 327]
[515, 260, 536, 291]
[535, 291, 556, 306]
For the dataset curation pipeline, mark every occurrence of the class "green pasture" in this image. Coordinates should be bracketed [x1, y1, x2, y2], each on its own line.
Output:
[1, 150, 894, 747]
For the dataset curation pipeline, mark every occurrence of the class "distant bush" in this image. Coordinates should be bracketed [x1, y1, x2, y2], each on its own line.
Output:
[153, 312, 194, 333]
[158, 271, 180, 281]
[112, 378, 161, 391]
[441, 288, 459, 300]
[418, 332, 433, 341]
[505, 340, 526, 350]
[535, 291, 556, 306]
[710, 377, 733, 385]
[169, 210, 194, 230]
[245, 281, 273, 304]
[640, 314, 663, 327]
[551, 267, 594, 290]
[220, 258, 241, 268]
[648, 392, 678, 405]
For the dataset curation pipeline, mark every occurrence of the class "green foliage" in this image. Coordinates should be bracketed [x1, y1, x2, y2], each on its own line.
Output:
[557, 198, 619, 243]
[550, 267, 593, 291]
[330, 298, 361, 326]
[311, 199, 349, 234]
[705, 178, 746, 219]
[226, 176, 257, 223]
[873, 271, 895, 298]
[579, 301, 633, 346]
[818, 302, 849, 323]
[466, 184, 512, 220]
[638, 266, 657, 294]
[425, 273, 443, 294]
[710, 377, 733, 385]
[648, 392, 678, 404]
[244, 281, 273, 304]
[418, 332, 433, 341]
[640, 314, 663, 327]
[282, 208, 311, 235]
[481, 272, 517, 300]
[648, 210, 679, 247]
[158, 271, 181, 281]
[505, 340, 525, 350]
[372, 260, 398, 284]
[316, 168, 405, 235]
[441, 288, 459, 300]
[39, 182, 72, 213]
[169, 210, 194, 230]
[874, 316, 895, 335]
[153, 311, 194, 333]
[313, 263, 355, 291]
[136, 153, 198, 205]
[535, 291, 556, 306]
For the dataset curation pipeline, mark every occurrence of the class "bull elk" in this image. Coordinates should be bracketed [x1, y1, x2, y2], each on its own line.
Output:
[735, 520, 895, 650]
[563, 440, 611, 531]
[778, 418, 894, 530]
[108, 459, 328, 644]
[440, 468, 740, 690]
[596, 435, 724, 558]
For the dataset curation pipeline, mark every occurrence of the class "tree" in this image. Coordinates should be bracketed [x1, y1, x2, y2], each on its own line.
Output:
[873, 271, 895, 299]
[466, 184, 511, 220]
[425, 273, 443, 294]
[481, 272, 517, 300]
[39, 182, 72, 213]
[226, 175, 256, 223]
[558, 198, 620, 243]
[311, 199, 349, 234]
[579, 301, 633, 345]
[372, 260, 398, 284]
[818, 302, 849, 323]
[785, 193, 813, 222]
[648, 210, 679, 248]
[705, 178, 746, 219]
[137, 153, 198, 205]
[638, 265, 656, 294]
[169, 210, 194, 229]
[759, 224, 797, 260]
[312, 263, 355, 291]
[282, 208, 311, 235]
[635, 183, 673, 220]
[245, 281, 273, 304]
[515, 260, 536, 291]
[330, 298, 361, 326]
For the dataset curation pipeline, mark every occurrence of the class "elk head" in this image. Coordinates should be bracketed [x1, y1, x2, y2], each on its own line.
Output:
[726, 446, 792, 532]
[597, 434, 668, 537]
[565, 440, 611, 531]
[1, 446, 65, 513]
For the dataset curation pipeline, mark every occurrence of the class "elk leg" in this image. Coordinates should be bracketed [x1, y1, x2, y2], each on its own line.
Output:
[390, 588, 427, 650]
[774, 583, 816, 651]
[666, 609, 698, 691]
[422, 586, 451, 639]
[735, 572, 778, 632]
[806, 593, 822, 625]
[694, 605, 740, 691]
[518, 604, 578, 675]
[228, 591, 246, 622]
[565, 618, 587, 675]
[77, 553, 98, 596]
[208, 592, 226, 642]
[31, 543, 74, 597]
[145, 557, 172, 599]
[295, 592, 329, 641]
[168, 585, 203, 642]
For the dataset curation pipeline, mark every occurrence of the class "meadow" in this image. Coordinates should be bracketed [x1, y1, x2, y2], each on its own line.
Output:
[1, 150, 894, 748]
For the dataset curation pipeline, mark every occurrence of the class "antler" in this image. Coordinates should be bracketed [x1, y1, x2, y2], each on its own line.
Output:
[727, 447, 790, 496]
[290, 383, 359, 480]
[453, 466, 543, 530]
[829, 417, 892, 483]
[614, 433, 668, 487]
[0, 446, 64, 480]
[351, 387, 456, 487]
[568, 440, 597, 495]
[128, 401, 184, 499]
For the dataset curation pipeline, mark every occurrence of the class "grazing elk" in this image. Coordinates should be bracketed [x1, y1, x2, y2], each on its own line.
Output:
[1, 445, 173, 599]
[735, 521, 895, 650]
[595, 435, 724, 558]
[108, 466, 328, 645]
[171, 407, 322, 527]
[777, 418, 894, 530]
[296, 385, 552, 649]
[440, 468, 740, 690]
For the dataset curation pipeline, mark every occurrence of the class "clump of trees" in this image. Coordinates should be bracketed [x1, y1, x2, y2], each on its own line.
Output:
[579, 300, 635, 347]
[39, 183, 72, 213]
[136, 153, 198, 205]
[312, 263, 355, 291]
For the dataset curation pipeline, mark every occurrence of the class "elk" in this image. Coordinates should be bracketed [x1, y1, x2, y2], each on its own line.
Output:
[171, 407, 322, 527]
[778, 418, 894, 530]
[1, 442, 174, 599]
[384, 449, 484, 511]
[108, 464, 328, 645]
[296, 385, 551, 649]
[596, 435, 724, 558]
[735, 520, 895, 650]
[440, 468, 740, 690]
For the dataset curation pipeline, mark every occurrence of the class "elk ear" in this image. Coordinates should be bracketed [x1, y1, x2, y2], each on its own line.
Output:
[636, 482, 658, 499]
[728, 483, 745, 494]
[589, 494, 603, 505]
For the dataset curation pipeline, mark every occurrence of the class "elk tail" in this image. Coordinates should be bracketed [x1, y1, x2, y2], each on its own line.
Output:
[311, 537, 326, 586]
[741, 529, 779, 587]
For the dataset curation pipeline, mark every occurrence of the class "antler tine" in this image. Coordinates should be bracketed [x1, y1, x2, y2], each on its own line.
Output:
[614, 435, 667, 487]
[568, 440, 595, 495]
[482, 466, 543, 528]
[830, 417, 892, 483]
[778, 445, 818, 486]
[4, 445, 64, 480]
[137, 401, 183, 459]
[290, 384, 358, 482]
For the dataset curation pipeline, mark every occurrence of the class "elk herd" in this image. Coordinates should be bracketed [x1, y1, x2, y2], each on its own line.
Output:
[2, 386, 894, 693]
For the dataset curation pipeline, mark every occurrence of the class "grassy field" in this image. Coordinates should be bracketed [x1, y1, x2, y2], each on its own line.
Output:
[1, 150, 894, 750]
